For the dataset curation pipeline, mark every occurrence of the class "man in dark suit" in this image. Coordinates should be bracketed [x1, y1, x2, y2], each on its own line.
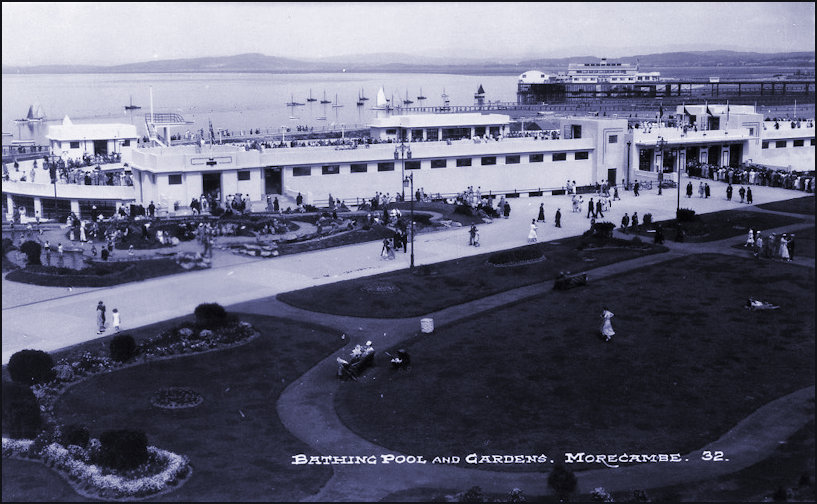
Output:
[587, 198, 595, 218]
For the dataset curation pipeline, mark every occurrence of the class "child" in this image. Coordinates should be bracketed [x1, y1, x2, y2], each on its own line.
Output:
[112, 308, 121, 332]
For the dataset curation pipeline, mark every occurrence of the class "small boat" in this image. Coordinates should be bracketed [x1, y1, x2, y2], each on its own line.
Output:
[124, 96, 141, 110]
[332, 94, 343, 108]
[320, 90, 332, 104]
[316, 115, 327, 121]
[417, 88, 426, 100]
[360, 88, 369, 101]
[286, 94, 305, 106]
[403, 89, 413, 105]
[15, 103, 46, 123]
[306, 89, 317, 102]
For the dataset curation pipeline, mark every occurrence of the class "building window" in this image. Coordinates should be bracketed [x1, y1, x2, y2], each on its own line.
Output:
[481, 156, 497, 166]
[505, 155, 520, 164]
[608, 135, 618, 144]
[456, 158, 472, 167]
[321, 164, 340, 175]
[70, 141, 80, 149]
[293, 166, 311, 177]
[122, 139, 131, 147]
[386, 129, 397, 135]
[639, 149, 653, 171]
[575, 151, 589, 160]
[775, 140, 787, 148]
[811, 138, 816, 146]
[529, 153, 544, 163]
[237, 170, 251, 180]
[350, 163, 368, 173]
[793, 139, 804, 147]
[762, 141, 769, 149]
[748, 128, 754, 136]
[168, 174, 183, 185]
[430, 159, 447, 169]
[552, 152, 567, 161]
[377, 162, 395, 172]
[405, 160, 421, 170]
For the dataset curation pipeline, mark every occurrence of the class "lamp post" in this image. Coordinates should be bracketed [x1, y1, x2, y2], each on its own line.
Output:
[403, 173, 415, 271]
[281, 125, 286, 144]
[394, 127, 412, 201]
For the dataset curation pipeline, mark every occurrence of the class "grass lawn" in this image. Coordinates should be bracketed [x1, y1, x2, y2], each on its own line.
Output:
[2, 313, 344, 502]
[756, 195, 815, 215]
[640, 208, 803, 242]
[335, 254, 814, 473]
[278, 236, 667, 318]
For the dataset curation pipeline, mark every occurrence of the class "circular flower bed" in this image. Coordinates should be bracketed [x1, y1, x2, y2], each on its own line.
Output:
[150, 387, 203, 410]
[360, 282, 401, 294]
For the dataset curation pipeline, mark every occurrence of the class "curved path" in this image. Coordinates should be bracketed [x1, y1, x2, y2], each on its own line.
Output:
[228, 204, 815, 501]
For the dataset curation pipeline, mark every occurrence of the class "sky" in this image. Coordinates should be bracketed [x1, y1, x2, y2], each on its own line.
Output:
[2, 2, 815, 67]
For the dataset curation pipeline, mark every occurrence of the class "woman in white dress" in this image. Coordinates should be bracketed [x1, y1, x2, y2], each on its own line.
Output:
[745, 229, 754, 248]
[600, 307, 615, 342]
[528, 219, 538, 243]
[779, 235, 790, 261]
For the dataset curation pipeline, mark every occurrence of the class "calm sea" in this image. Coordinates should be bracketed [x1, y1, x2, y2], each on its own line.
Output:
[2, 72, 521, 144]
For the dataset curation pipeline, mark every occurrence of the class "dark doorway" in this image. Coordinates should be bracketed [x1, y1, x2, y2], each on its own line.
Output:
[729, 144, 742, 168]
[202, 172, 221, 200]
[571, 124, 582, 139]
[94, 140, 108, 156]
[607, 168, 617, 185]
[686, 147, 700, 166]
[264, 167, 282, 195]
[707, 145, 721, 166]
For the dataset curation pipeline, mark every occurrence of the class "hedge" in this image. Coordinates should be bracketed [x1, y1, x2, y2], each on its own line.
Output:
[2, 381, 43, 439]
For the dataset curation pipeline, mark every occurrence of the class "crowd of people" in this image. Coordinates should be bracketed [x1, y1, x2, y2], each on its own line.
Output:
[3, 154, 133, 187]
[744, 229, 796, 262]
[685, 161, 814, 193]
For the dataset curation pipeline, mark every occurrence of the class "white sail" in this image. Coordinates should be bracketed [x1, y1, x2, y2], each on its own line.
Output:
[375, 87, 388, 107]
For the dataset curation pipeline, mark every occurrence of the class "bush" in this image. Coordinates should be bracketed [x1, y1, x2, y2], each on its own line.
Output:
[210, 206, 225, 217]
[98, 429, 149, 470]
[643, 213, 653, 227]
[109, 334, 137, 362]
[2, 380, 43, 439]
[8, 349, 55, 385]
[194, 303, 228, 326]
[591, 221, 615, 238]
[676, 208, 697, 222]
[20, 240, 42, 266]
[548, 464, 577, 500]
[454, 204, 475, 217]
[488, 246, 544, 266]
[459, 486, 485, 502]
[59, 423, 90, 448]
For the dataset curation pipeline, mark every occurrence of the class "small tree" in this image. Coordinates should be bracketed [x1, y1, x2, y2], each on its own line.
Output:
[194, 302, 228, 326]
[109, 334, 138, 362]
[59, 423, 90, 448]
[8, 349, 54, 385]
[459, 486, 485, 502]
[20, 240, 42, 266]
[2, 381, 43, 439]
[548, 464, 577, 501]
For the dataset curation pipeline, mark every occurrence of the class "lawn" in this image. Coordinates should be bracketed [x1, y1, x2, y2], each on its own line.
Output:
[638, 208, 804, 242]
[2, 313, 345, 502]
[756, 195, 815, 215]
[335, 254, 815, 473]
[278, 235, 667, 318]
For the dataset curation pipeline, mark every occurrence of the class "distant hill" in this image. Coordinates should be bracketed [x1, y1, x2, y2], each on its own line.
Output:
[2, 50, 814, 75]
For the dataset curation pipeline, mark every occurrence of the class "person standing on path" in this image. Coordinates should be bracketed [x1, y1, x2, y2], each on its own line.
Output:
[96, 301, 107, 334]
[631, 212, 639, 233]
[112, 308, 121, 333]
[537, 203, 545, 222]
[621, 213, 630, 233]
[746, 187, 753, 204]
[503, 201, 511, 219]
[600, 307, 615, 342]
[705, 183, 711, 198]
[595, 199, 604, 218]
[587, 198, 595, 218]
[57, 243, 64, 267]
[787, 234, 795, 260]
[698, 181, 705, 198]
[739, 186, 746, 203]
[779, 234, 791, 261]
[528, 219, 538, 243]
[555, 208, 562, 228]
[753, 233, 763, 258]
[633, 181, 640, 196]
[686, 182, 693, 198]
[726, 184, 733, 201]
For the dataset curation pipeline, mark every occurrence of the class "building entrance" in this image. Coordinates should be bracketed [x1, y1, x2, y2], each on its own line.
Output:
[94, 140, 108, 156]
[729, 144, 742, 168]
[202, 172, 222, 200]
[707, 145, 721, 166]
[264, 167, 282, 195]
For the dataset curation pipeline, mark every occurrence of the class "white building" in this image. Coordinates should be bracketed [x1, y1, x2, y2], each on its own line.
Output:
[46, 116, 139, 164]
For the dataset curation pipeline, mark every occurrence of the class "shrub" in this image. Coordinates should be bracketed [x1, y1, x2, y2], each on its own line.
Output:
[109, 334, 138, 362]
[59, 423, 90, 448]
[488, 246, 544, 265]
[592, 221, 615, 238]
[459, 486, 485, 502]
[20, 240, 42, 266]
[8, 349, 55, 385]
[454, 204, 475, 217]
[194, 303, 228, 326]
[676, 208, 697, 222]
[98, 429, 149, 470]
[547, 464, 577, 501]
[210, 206, 225, 217]
[643, 213, 653, 227]
[2, 380, 43, 439]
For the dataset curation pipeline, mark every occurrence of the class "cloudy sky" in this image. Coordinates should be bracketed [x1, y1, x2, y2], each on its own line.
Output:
[2, 2, 814, 66]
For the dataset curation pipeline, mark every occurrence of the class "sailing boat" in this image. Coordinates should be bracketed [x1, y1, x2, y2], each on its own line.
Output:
[440, 88, 451, 111]
[286, 94, 305, 106]
[417, 88, 426, 100]
[320, 90, 332, 104]
[306, 89, 317, 102]
[332, 94, 343, 108]
[403, 89, 413, 105]
[15, 103, 46, 123]
[124, 96, 141, 110]
[357, 90, 364, 106]
[371, 87, 389, 110]
[360, 88, 369, 101]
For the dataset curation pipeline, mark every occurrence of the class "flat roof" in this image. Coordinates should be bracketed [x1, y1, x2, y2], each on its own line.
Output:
[369, 113, 511, 129]
[46, 116, 139, 141]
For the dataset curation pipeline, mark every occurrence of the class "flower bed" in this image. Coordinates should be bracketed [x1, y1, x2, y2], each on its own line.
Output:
[3, 437, 191, 501]
[4, 258, 186, 287]
[150, 387, 203, 409]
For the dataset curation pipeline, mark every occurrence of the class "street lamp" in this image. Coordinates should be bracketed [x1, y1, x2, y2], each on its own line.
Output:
[657, 136, 681, 212]
[394, 127, 412, 201]
[281, 125, 286, 144]
[403, 173, 415, 271]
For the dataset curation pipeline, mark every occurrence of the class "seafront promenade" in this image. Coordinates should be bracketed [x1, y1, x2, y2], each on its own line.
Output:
[1, 177, 811, 364]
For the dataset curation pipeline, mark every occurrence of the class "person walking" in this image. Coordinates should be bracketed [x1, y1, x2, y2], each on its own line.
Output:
[633, 181, 640, 196]
[112, 308, 121, 333]
[600, 307, 615, 342]
[528, 219, 538, 243]
[631, 212, 639, 233]
[753, 233, 763, 258]
[587, 198, 595, 219]
[96, 301, 107, 334]
[779, 234, 791, 261]
[554, 208, 562, 228]
[739, 186, 746, 203]
[686, 182, 693, 198]
[746, 187, 753, 204]
[595, 199, 604, 218]
[469, 224, 478, 246]
[705, 183, 711, 198]
[698, 181, 705, 198]
[745, 229, 755, 248]
[537, 203, 546, 222]
[613, 186, 620, 201]
[787, 233, 795, 260]
[621, 213, 630, 233]
[503, 201, 511, 219]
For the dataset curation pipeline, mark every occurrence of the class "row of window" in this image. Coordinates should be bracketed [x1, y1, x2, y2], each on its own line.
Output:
[761, 138, 814, 149]
[169, 170, 253, 184]
[292, 152, 591, 176]
[66, 140, 130, 149]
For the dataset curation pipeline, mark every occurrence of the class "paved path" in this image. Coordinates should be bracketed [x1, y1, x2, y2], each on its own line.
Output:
[2, 181, 813, 500]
